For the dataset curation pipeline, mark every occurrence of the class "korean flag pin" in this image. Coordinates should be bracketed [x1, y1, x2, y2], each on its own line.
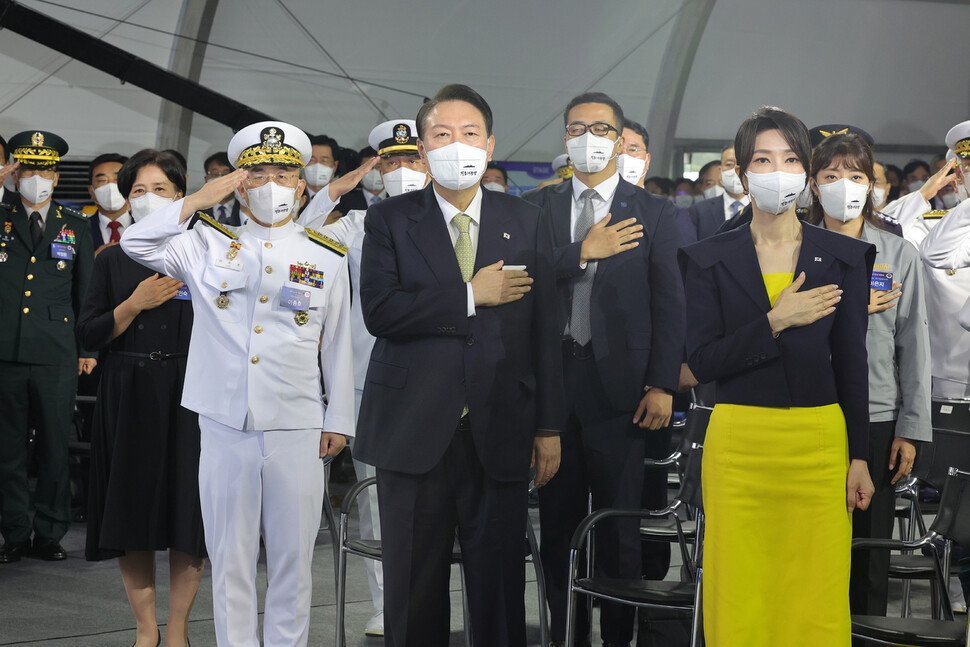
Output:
[503, 232, 510, 239]
[814, 256, 822, 262]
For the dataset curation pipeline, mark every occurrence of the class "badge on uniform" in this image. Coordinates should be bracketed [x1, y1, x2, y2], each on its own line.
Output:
[289, 264, 325, 289]
[51, 242, 74, 260]
[3, 221, 10, 235]
[871, 270, 893, 291]
[227, 241, 241, 261]
[0, 251, 7, 263]
[174, 286, 192, 301]
[216, 291, 230, 309]
[280, 286, 311, 326]
[54, 228, 75, 245]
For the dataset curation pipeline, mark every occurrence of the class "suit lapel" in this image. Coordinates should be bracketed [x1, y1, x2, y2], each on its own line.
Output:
[596, 181, 635, 280]
[407, 186, 462, 285]
[795, 225, 837, 282]
[718, 228, 773, 312]
[476, 190, 512, 271]
[549, 183, 572, 248]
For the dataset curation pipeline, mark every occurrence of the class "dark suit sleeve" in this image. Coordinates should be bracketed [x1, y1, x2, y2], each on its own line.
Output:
[643, 202, 687, 392]
[680, 252, 781, 384]
[675, 205, 698, 246]
[359, 207, 470, 338]
[830, 245, 875, 461]
[533, 209, 566, 433]
[72, 221, 97, 358]
[77, 248, 117, 351]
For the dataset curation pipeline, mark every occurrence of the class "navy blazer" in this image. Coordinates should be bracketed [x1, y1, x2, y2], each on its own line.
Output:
[688, 195, 727, 241]
[355, 185, 565, 481]
[679, 222, 875, 460]
[88, 212, 106, 250]
[525, 179, 685, 410]
[201, 200, 241, 227]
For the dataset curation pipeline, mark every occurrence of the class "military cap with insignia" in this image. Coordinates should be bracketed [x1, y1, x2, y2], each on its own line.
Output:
[809, 124, 875, 149]
[7, 130, 68, 168]
[946, 120, 970, 160]
[552, 153, 573, 179]
[228, 121, 312, 169]
[367, 119, 418, 158]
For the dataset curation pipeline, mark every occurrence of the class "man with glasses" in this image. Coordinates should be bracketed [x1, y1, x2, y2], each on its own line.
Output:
[0, 130, 97, 563]
[121, 121, 355, 647]
[200, 152, 242, 225]
[524, 93, 685, 647]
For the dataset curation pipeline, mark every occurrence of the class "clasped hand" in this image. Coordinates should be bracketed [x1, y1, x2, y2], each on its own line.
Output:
[767, 272, 841, 335]
[471, 261, 532, 306]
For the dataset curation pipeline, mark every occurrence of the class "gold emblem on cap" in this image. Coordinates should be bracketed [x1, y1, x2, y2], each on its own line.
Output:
[262, 127, 283, 153]
[955, 138, 970, 158]
[237, 125, 303, 168]
[394, 123, 410, 144]
[32, 132, 44, 146]
[819, 127, 849, 138]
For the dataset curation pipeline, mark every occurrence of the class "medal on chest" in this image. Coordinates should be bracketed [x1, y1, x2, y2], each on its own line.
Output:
[216, 291, 230, 309]
[227, 241, 241, 261]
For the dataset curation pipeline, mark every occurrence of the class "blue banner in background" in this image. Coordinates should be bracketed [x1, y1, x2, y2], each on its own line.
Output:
[496, 160, 556, 196]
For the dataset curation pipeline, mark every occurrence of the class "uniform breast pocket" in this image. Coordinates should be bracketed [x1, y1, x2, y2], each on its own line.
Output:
[277, 282, 326, 340]
[201, 265, 248, 322]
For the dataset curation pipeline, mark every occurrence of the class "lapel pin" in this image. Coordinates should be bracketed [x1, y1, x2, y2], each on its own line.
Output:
[503, 232, 510, 239]
[814, 256, 822, 262]
[620, 202, 627, 208]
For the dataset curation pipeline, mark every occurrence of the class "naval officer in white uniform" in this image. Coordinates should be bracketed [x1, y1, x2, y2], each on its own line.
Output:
[121, 121, 355, 647]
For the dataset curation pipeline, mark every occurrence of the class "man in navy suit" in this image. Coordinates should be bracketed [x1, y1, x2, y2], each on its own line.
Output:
[85, 153, 130, 253]
[688, 159, 726, 241]
[355, 84, 565, 647]
[199, 152, 242, 225]
[525, 92, 685, 647]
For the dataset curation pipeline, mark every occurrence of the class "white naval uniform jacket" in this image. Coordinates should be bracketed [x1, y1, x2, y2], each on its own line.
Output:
[120, 198, 356, 435]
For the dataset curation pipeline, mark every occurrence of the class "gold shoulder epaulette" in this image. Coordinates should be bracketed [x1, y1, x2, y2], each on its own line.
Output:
[306, 228, 347, 256]
[924, 209, 948, 220]
[56, 204, 84, 219]
[197, 212, 239, 239]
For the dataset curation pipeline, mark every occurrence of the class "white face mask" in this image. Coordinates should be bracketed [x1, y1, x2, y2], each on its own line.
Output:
[234, 187, 248, 207]
[19, 174, 54, 204]
[871, 185, 888, 209]
[616, 154, 646, 184]
[304, 163, 333, 187]
[674, 194, 693, 208]
[703, 184, 725, 200]
[817, 178, 869, 222]
[129, 193, 174, 220]
[245, 181, 297, 225]
[956, 180, 970, 203]
[795, 184, 814, 209]
[721, 168, 745, 195]
[93, 182, 126, 212]
[424, 142, 488, 191]
[483, 181, 507, 193]
[745, 170, 806, 215]
[382, 167, 427, 197]
[566, 132, 619, 174]
[942, 191, 960, 209]
[361, 168, 384, 193]
[908, 179, 925, 194]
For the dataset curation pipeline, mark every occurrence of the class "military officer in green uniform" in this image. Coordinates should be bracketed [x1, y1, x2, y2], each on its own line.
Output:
[0, 130, 97, 563]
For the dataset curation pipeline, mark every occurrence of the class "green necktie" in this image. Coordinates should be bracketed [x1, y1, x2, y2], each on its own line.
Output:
[452, 213, 474, 282]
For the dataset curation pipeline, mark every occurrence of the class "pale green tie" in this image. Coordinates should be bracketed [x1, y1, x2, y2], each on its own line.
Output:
[452, 213, 474, 282]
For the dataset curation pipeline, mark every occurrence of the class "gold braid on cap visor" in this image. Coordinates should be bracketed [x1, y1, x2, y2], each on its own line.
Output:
[954, 138, 970, 158]
[12, 146, 59, 167]
[235, 144, 304, 168]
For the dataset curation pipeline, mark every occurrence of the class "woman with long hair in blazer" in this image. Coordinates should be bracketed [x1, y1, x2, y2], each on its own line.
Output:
[679, 107, 876, 646]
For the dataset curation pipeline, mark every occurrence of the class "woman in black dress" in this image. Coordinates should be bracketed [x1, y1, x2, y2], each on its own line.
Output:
[79, 149, 203, 647]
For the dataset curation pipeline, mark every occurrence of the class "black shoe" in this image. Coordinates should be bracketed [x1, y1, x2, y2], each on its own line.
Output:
[0, 540, 30, 563]
[31, 537, 67, 561]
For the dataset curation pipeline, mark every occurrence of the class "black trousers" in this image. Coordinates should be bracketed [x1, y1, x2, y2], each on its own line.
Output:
[539, 346, 646, 644]
[377, 420, 529, 647]
[850, 420, 898, 618]
[0, 361, 76, 544]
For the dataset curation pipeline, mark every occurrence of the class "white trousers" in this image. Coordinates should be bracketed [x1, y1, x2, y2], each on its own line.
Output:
[351, 389, 383, 613]
[198, 416, 325, 647]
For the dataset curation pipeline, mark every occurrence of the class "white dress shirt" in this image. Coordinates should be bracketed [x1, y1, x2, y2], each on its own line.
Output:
[722, 192, 750, 220]
[433, 186, 483, 317]
[363, 189, 384, 208]
[98, 211, 132, 243]
[570, 172, 619, 242]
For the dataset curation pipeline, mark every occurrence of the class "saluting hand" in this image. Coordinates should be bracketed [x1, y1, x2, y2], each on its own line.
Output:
[327, 156, 380, 202]
[471, 261, 533, 306]
[179, 168, 249, 222]
[919, 158, 957, 203]
[579, 213, 643, 264]
[766, 272, 841, 336]
[129, 273, 184, 312]
[868, 281, 902, 315]
[0, 160, 19, 183]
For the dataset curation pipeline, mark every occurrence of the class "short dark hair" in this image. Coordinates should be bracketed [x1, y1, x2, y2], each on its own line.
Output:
[203, 151, 231, 174]
[622, 119, 649, 151]
[485, 162, 508, 184]
[645, 176, 673, 196]
[161, 149, 187, 175]
[117, 149, 187, 199]
[0, 134, 7, 161]
[806, 133, 887, 231]
[697, 160, 721, 181]
[88, 153, 128, 185]
[358, 146, 377, 159]
[309, 134, 340, 155]
[734, 106, 811, 179]
[563, 92, 624, 133]
[416, 84, 493, 140]
[902, 159, 930, 178]
[674, 177, 694, 191]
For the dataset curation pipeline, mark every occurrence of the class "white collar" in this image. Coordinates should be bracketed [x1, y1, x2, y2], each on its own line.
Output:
[571, 172, 620, 203]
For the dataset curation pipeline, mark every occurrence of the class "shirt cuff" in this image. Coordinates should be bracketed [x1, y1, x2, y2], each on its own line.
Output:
[466, 282, 476, 317]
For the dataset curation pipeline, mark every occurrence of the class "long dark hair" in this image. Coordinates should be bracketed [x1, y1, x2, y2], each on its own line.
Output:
[805, 133, 888, 231]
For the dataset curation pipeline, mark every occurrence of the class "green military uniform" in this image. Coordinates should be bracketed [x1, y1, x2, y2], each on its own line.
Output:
[0, 131, 94, 555]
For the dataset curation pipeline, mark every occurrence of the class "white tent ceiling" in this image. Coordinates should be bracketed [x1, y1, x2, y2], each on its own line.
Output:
[0, 0, 968, 189]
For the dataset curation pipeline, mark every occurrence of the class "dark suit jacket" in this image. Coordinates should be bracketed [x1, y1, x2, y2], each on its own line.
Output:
[525, 179, 685, 411]
[355, 185, 565, 481]
[201, 200, 241, 227]
[689, 195, 727, 241]
[0, 201, 95, 364]
[678, 222, 875, 460]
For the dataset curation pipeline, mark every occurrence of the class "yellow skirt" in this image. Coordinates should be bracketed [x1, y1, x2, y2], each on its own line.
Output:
[702, 403, 851, 647]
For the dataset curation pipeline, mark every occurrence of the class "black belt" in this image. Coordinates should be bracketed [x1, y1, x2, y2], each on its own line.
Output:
[562, 338, 593, 360]
[111, 350, 187, 361]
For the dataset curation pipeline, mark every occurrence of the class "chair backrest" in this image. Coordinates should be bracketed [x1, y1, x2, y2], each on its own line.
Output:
[677, 444, 703, 511]
[929, 468, 970, 549]
[675, 404, 712, 455]
[915, 401, 970, 491]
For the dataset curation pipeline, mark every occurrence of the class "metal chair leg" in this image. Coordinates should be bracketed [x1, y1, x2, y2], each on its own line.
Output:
[527, 514, 549, 647]
[565, 548, 579, 647]
[334, 522, 348, 647]
[689, 567, 703, 647]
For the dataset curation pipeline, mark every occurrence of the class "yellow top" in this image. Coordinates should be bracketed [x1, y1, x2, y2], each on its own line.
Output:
[762, 272, 794, 308]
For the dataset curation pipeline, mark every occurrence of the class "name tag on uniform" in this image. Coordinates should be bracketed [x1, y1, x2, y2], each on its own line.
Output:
[871, 270, 893, 291]
[174, 286, 192, 301]
[51, 242, 74, 260]
[280, 286, 311, 310]
[214, 257, 243, 271]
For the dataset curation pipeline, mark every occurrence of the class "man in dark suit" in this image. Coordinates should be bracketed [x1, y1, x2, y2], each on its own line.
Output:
[0, 135, 20, 206]
[86, 153, 130, 253]
[0, 130, 97, 563]
[524, 92, 685, 647]
[199, 152, 242, 225]
[355, 84, 565, 647]
[688, 159, 728, 241]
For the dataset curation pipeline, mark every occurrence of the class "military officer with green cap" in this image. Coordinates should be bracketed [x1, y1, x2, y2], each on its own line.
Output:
[0, 130, 97, 563]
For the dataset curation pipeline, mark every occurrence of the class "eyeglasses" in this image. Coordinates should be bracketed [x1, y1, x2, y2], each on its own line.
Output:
[565, 122, 618, 138]
[246, 170, 301, 187]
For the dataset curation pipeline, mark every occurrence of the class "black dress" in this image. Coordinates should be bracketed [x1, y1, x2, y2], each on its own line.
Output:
[78, 245, 205, 560]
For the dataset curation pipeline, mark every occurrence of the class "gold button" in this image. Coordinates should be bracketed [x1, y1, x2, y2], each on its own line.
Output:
[265, 266, 273, 274]
[254, 325, 263, 334]
[264, 242, 273, 248]
[24, 291, 30, 297]
[259, 295, 268, 303]
[27, 274, 33, 280]
[221, 281, 228, 289]
[251, 356, 259, 364]
[63, 317, 68, 322]
[30, 256, 36, 263]
[22, 307, 29, 314]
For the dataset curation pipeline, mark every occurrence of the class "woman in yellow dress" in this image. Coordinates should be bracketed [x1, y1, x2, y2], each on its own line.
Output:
[679, 107, 876, 646]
